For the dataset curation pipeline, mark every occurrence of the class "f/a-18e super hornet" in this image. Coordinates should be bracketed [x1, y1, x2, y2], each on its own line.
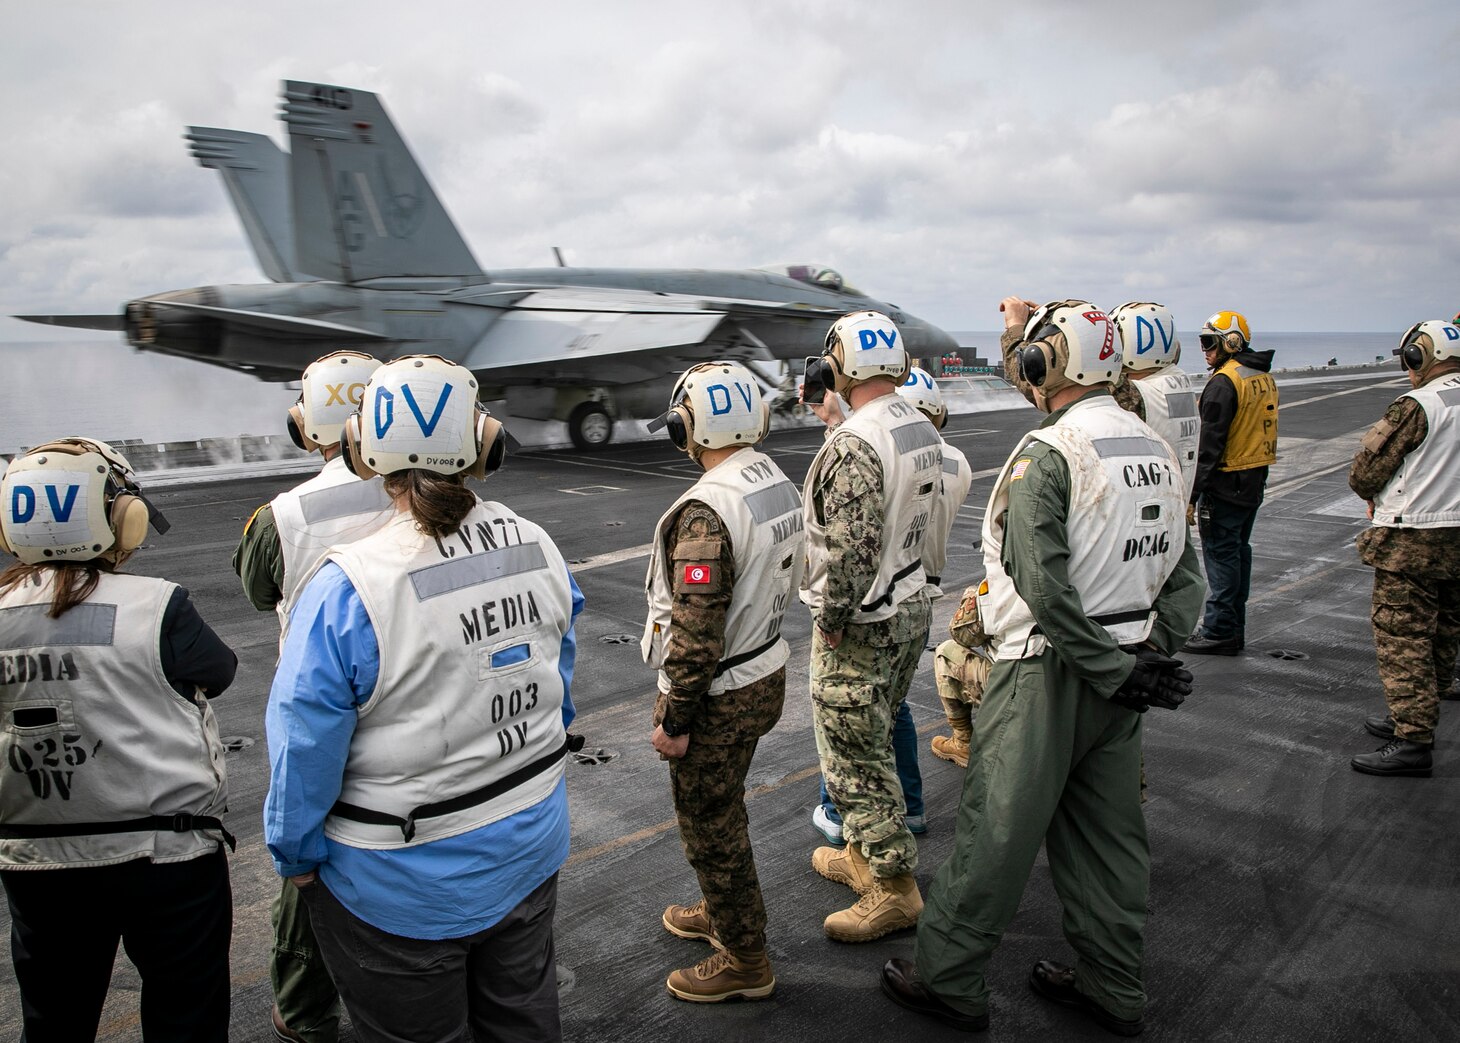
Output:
[19, 79, 958, 448]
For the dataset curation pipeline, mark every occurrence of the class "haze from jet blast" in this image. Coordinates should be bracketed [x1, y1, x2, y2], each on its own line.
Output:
[0, 0, 1457, 351]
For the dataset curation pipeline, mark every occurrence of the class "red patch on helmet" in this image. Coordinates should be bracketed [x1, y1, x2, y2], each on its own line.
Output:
[1083, 309, 1116, 360]
[683, 564, 712, 585]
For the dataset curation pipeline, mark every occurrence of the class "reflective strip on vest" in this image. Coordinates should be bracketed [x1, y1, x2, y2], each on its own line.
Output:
[410, 544, 549, 601]
[0, 603, 116, 650]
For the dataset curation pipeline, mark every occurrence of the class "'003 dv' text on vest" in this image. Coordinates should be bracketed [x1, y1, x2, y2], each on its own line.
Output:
[324, 501, 574, 848]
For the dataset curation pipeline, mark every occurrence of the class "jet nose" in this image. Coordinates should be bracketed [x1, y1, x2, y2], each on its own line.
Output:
[902, 314, 959, 359]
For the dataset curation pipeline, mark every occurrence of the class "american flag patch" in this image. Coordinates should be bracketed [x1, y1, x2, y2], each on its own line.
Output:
[1010, 458, 1032, 481]
[683, 564, 712, 585]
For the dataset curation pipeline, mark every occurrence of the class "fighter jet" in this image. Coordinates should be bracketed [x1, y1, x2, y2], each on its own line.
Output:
[18, 80, 958, 448]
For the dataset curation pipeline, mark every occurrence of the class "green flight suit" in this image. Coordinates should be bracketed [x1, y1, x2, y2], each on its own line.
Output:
[914, 391, 1205, 1021]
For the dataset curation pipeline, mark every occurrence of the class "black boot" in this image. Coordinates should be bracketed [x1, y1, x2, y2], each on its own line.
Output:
[1181, 632, 1240, 656]
[1363, 714, 1396, 740]
[1351, 738, 1432, 777]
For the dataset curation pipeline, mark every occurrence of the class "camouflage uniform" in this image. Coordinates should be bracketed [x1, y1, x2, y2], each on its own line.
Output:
[808, 436, 931, 879]
[652, 502, 784, 951]
[1350, 392, 1460, 745]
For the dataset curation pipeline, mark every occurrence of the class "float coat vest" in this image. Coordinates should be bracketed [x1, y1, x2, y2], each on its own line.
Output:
[642, 448, 805, 693]
[1214, 357, 1279, 471]
[924, 441, 973, 597]
[977, 395, 1186, 661]
[1372, 373, 1460, 528]
[801, 395, 943, 624]
[324, 501, 574, 848]
[1133, 367, 1199, 499]
[0, 572, 229, 868]
[269, 455, 394, 630]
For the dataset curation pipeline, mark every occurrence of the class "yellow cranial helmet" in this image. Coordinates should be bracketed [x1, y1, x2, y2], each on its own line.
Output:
[1199, 311, 1251, 355]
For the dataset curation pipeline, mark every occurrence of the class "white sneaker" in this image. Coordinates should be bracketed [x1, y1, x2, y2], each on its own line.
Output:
[811, 804, 845, 846]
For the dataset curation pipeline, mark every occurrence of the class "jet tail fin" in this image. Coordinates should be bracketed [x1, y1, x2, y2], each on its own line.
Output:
[185, 127, 298, 282]
[280, 80, 482, 283]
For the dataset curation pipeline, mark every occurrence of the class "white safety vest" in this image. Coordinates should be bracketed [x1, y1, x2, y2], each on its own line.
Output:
[977, 395, 1186, 661]
[269, 455, 394, 630]
[925, 441, 974, 598]
[1133, 367, 1199, 500]
[1372, 374, 1460, 528]
[0, 571, 229, 868]
[801, 395, 943, 624]
[324, 501, 575, 848]
[642, 448, 805, 694]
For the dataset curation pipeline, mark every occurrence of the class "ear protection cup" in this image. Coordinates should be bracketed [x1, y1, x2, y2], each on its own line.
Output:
[0, 524, 13, 557]
[760, 400, 772, 441]
[1397, 323, 1427, 371]
[465, 409, 507, 480]
[286, 400, 316, 452]
[109, 494, 150, 554]
[932, 406, 948, 431]
[665, 403, 693, 451]
[340, 412, 376, 479]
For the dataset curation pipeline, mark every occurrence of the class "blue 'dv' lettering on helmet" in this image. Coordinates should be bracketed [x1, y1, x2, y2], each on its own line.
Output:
[402, 382, 453, 436]
[374, 386, 395, 438]
[704, 382, 756, 416]
[858, 328, 898, 352]
[1135, 314, 1175, 355]
[9, 484, 81, 524]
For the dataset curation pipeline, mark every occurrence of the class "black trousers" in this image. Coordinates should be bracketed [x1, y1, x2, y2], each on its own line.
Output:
[2, 846, 232, 1043]
[303, 872, 561, 1043]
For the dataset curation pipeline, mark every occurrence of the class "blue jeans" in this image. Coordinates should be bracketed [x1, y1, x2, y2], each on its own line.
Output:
[819, 697, 924, 822]
[1197, 496, 1260, 642]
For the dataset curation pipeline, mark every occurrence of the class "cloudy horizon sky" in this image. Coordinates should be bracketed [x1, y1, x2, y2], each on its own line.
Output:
[2, 0, 1457, 348]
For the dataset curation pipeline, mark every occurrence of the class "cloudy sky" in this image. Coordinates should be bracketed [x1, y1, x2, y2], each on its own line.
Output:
[1, 0, 1457, 346]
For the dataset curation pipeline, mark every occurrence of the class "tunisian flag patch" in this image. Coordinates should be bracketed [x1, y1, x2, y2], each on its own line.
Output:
[683, 564, 712, 585]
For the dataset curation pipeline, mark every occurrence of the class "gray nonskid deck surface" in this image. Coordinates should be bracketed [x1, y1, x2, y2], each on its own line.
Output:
[2, 371, 1456, 1042]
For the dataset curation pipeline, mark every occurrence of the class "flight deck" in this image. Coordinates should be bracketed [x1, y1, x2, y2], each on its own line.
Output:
[2, 368, 1455, 1042]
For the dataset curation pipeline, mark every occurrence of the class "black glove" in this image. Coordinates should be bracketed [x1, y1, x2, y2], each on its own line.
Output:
[1111, 649, 1193, 712]
[566, 732, 586, 753]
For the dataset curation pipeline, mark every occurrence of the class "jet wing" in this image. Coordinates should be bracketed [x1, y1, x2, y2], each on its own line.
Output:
[459, 287, 730, 373]
[15, 314, 125, 331]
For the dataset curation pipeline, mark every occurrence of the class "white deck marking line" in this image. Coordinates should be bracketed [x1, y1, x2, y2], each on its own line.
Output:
[1280, 379, 1405, 410]
[559, 485, 625, 496]
[516, 453, 697, 482]
[570, 542, 655, 572]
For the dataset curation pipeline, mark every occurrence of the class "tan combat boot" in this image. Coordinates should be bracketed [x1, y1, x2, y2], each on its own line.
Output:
[823, 873, 923, 943]
[930, 723, 972, 769]
[665, 946, 775, 1002]
[812, 841, 875, 895]
[662, 898, 716, 943]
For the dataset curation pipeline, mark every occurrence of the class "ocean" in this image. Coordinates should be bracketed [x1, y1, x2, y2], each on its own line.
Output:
[0, 331, 1401, 455]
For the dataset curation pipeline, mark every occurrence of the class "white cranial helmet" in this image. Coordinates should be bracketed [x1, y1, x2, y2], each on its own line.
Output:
[342, 356, 505, 480]
[1017, 301, 1120, 403]
[1110, 302, 1180, 372]
[0, 438, 155, 565]
[819, 310, 910, 396]
[288, 350, 382, 452]
[1396, 320, 1460, 371]
[665, 362, 770, 459]
[896, 367, 947, 429]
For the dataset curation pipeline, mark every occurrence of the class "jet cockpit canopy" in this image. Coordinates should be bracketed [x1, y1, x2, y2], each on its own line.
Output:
[757, 264, 862, 296]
